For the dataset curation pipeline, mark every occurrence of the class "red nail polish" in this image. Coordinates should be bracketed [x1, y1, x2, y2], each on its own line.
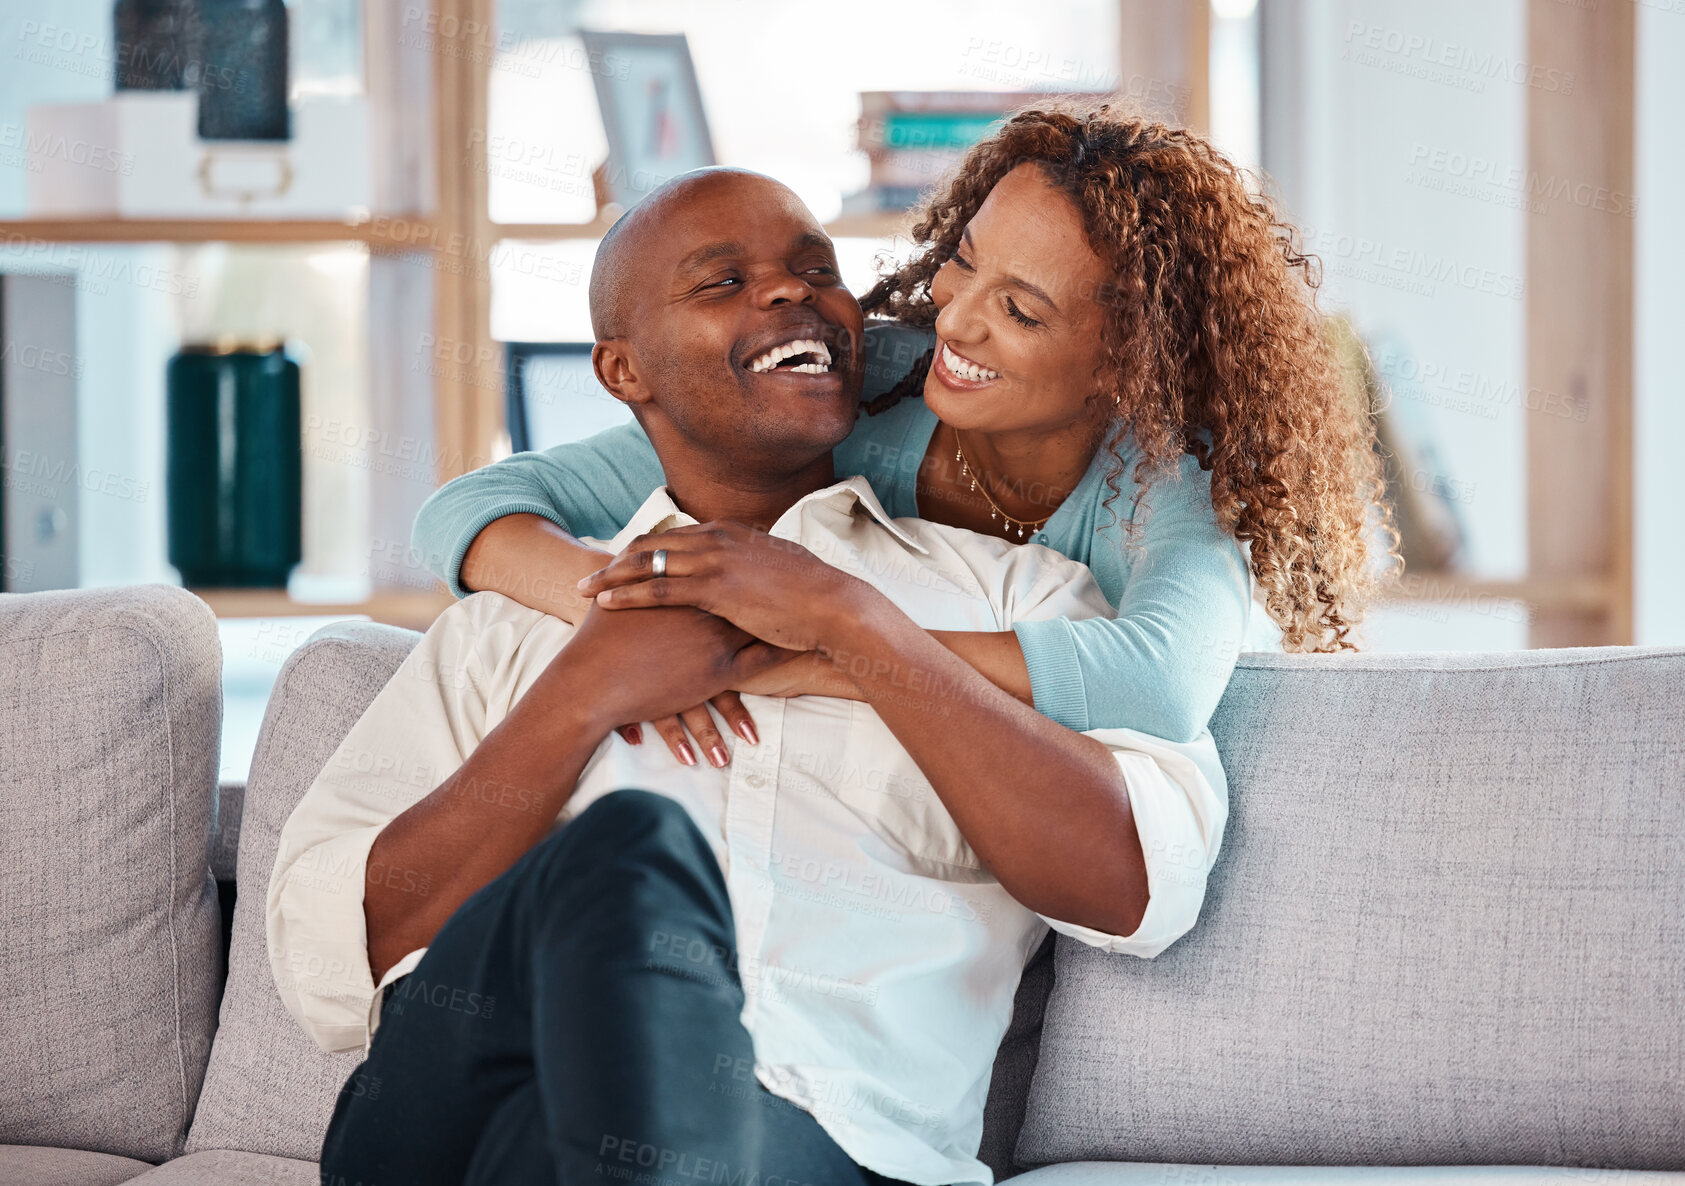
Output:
[625, 725, 642, 745]
[736, 720, 759, 746]
[677, 742, 697, 766]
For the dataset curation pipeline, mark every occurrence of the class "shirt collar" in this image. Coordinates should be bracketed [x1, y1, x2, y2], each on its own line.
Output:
[605, 489, 691, 552]
[605, 474, 929, 556]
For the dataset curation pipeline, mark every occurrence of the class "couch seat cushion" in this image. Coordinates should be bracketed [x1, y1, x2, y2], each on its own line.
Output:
[121, 1150, 317, 1184]
[0, 1144, 154, 1186]
[1011, 1165, 1685, 1184]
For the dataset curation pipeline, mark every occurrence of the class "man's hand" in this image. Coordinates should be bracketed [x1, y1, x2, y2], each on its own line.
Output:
[575, 524, 890, 764]
[546, 601, 785, 740]
[575, 521, 889, 652]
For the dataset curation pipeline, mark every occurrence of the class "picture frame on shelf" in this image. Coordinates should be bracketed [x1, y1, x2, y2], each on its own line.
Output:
[579, 30, 715, 210]
[504, 341, 631, 454]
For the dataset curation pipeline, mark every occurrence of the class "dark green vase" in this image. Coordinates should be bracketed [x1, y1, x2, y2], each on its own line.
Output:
[166, 341, 302, 588]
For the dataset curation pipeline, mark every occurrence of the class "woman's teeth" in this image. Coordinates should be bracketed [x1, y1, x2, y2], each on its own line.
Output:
[748, 338, 833, 374]
[941, 341, 1000, 382]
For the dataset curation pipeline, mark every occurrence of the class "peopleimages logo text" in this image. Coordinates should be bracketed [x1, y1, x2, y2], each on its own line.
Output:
[1342, 21, 1575, 94]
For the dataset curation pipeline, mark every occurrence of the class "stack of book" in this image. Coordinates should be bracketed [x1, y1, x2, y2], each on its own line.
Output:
[847, 91, 1110, 214]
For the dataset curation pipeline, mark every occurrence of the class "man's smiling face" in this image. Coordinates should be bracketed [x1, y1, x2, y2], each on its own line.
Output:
[597, 170, 865, 470]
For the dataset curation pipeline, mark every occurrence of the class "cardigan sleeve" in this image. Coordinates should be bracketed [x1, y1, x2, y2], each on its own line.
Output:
[1012, 452, 1252, 742]
[410, 422, 665, 598]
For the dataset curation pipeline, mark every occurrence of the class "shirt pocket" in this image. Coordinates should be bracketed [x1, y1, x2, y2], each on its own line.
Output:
[833, 702, 984, 871]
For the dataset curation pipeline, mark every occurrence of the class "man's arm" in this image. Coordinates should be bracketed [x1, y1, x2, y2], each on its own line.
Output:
[361, 674, 602, 982]
[267, 593, 544, 1052]
[268, 592, 779, 1053]
[575, 522, 1152, 937]
[824, 612, 1149, 937]
[363, 602, 780, 981]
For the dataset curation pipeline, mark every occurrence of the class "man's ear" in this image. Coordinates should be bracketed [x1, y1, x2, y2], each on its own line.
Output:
[592, 340, 652, 409]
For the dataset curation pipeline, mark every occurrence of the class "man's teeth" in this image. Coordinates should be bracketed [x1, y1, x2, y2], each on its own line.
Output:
[747, 338, 833, 374]
[941, 341, 1000, 382]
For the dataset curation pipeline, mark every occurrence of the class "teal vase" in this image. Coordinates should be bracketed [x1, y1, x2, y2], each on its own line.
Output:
[166, 341, 302, 588]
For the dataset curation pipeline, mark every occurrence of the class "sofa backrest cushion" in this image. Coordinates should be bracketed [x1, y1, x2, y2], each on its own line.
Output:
[0, 586, 224, 1162]
[982, 931, 1055, 1180]
[1017, 647, 1685, 1171]
[186, 621, 418, 1160]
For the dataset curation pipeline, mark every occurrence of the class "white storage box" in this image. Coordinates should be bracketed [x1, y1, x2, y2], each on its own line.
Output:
[25, 92, 372, 218]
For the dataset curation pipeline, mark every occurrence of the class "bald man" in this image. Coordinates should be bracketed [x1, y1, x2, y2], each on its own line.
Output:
[283, 170, 1223, 1186]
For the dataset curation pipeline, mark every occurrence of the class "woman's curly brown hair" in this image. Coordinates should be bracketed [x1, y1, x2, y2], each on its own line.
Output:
[859, 103, 1398, 652]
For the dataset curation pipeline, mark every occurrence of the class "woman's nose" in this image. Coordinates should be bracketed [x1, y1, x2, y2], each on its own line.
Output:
[934, 285, 985, 345]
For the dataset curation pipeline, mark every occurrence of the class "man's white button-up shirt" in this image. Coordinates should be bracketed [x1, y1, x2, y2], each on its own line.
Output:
[267, 475, 1227, 1186]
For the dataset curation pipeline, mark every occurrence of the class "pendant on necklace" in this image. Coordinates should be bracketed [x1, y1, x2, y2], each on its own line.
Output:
[955, 431, 1049, 542]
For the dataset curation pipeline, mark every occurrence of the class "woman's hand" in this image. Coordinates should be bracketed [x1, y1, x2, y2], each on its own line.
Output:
[545, 603, 764, 768]
[734, 645, 863, 700]
[575, 521, 885, 651]
[636, 691, 759, 769]
[629, 647, 864, 766]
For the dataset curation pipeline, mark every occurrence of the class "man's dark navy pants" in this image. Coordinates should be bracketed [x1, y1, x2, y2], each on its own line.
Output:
[318, 789, 911, 1186]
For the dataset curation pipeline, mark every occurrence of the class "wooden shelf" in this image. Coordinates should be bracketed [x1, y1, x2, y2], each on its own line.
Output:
[191, 588, 453, 631]
[822, 210, 918, 240]
[0, 216, 439, 247]
[492, 216, 617, 241]
[1378, 574, 1611, 614]
[490, 211, 917, 243]
[0, 210, 916, 249]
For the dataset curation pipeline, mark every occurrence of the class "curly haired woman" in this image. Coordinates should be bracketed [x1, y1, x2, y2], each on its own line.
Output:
[409, 103, 1395, 764]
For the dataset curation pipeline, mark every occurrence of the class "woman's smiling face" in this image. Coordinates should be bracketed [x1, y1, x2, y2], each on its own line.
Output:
[925, 162, 1114, 437]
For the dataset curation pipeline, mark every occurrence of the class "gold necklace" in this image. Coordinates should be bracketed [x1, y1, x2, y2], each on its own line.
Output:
[952, 429, 1054, 540]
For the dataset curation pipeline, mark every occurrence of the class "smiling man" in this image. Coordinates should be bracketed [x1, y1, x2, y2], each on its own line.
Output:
[270, 169, 1225, 1186]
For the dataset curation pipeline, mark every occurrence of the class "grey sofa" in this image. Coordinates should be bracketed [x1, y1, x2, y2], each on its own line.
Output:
[1, 584, 1681, 1186]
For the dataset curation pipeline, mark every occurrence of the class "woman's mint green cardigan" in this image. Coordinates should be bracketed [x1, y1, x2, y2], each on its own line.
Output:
[411, 388, 1251, 743]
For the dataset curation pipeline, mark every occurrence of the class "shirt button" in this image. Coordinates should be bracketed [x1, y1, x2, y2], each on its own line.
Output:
[746, 773, 767, 788]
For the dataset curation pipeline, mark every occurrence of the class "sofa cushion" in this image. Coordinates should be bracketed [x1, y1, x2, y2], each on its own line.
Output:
[1010, 1165, 1685, 1184]
[0, 1144, 154, 1186]
[185, 622, 419, 1161]
[1019, 648, 1685, 1170]
[0, 586, 224, 1163]
[121, 1150, 318, 1184]
[210, 780, 245, 884]
[981, 932, 1055, 1181]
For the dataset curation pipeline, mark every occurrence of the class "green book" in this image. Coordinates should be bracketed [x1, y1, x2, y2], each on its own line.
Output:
[876, 112, 1007, 151]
